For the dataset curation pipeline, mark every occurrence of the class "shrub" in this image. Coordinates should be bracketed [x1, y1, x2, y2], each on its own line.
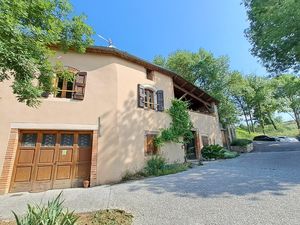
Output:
[144, 155, 167, 176]
[201, 144, 239, 159]
[143, 155, 192, 177]
[13, 192, 78, 225]
[201, 144, 226, 159]
[122, 170, 147, 181]
[231, 139, 252, 147]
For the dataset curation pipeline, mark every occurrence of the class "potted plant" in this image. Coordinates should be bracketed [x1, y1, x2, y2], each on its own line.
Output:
[83, 179, 90, 188]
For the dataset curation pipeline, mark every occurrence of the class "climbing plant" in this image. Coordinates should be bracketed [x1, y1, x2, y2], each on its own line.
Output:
[154, 99, 194, 147]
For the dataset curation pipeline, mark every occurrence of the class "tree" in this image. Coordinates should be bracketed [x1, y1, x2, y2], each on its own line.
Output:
[0, 0, 94, 106]
[247, 76, 280, 133]
[153, 49, 238, 126]
[244, 0, 300, 74]
[229, 71, 255, 133]
[275, 74, 300, 130]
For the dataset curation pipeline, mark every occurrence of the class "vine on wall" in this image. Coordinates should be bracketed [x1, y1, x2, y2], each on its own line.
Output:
[154, 99, 194, 147]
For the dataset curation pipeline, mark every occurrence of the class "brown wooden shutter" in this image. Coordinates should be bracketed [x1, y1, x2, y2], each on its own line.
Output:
[156, 90, 164, 112]
[137, 84, 145, 108]
[73, 72, 87, 100]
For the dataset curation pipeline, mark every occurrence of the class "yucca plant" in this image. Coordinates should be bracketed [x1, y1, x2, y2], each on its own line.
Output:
[13, 192, 78, 225]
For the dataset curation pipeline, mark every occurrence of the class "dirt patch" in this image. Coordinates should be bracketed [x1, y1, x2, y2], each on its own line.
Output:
[0, 209, 133, 225]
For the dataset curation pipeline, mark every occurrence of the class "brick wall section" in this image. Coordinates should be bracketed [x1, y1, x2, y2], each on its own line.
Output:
[90, 130, 98, 187]
[0, 129, 18, 194]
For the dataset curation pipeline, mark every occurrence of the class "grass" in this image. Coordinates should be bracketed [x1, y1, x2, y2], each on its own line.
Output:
[0, 210, 134, 225]
[236, 122, 300, 140]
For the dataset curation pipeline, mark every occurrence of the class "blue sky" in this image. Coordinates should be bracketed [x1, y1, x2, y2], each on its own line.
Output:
[71, 0, 268, 76]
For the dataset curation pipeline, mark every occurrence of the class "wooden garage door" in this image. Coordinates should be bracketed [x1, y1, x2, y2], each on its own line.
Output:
[10, 130, 92, 193]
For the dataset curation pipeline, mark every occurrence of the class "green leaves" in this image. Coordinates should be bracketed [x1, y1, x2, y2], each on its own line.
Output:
[244, 0, 300, 74]
[154, 99, 193, 147]
[0, 0, 94, 106]
[153, 49, 238, 126]
[13, 192, 79, 225]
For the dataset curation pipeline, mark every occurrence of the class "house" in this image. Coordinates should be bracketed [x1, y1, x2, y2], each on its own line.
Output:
[0, 46, 222, 194]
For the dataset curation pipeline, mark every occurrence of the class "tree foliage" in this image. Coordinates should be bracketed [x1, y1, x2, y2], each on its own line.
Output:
[0, 0, 94, 106]
[244, 0, 300, 74]
[275, 74, 300, 129]
[154, 99, 194, 147]
[154, 49, 238, 126]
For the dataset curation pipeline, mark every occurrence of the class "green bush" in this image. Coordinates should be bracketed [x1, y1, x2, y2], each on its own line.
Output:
[144, 155, 167, 176]
[141, 155, 192, 177]
[13, 192, 78, 225]
[201, 144, 225, 159]
[231, 139, 252, 147]
[201, 144, 239, 159]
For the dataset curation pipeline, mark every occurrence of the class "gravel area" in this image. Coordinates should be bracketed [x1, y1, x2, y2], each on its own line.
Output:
[1, 142, 300, 225]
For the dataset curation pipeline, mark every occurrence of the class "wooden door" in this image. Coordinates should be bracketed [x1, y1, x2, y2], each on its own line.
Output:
[10, 130, 93, 193]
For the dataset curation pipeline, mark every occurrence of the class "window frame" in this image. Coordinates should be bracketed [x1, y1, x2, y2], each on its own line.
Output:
[144, 88, 155, 110]
[146, 69, 154, 81]
[144, 132, 159, 156]
[54, 77, 75, 99]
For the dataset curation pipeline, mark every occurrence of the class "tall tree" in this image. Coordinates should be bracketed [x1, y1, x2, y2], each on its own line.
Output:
[229, 71, 255, 133]
[154, 49, 238, 126]
[244, 0, 300, 74]
[247, 76, 280, 132]
[0, 0, 94, 106]
[275, 74, 300, 130]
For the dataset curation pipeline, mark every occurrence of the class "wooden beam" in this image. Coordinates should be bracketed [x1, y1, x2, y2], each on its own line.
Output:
[180, 81, 188, 88]
[174, 84, 211, 110]
[179, 93, 188, 100]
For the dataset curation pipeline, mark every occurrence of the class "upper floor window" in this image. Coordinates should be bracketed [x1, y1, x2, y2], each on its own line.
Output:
[55, 77, 75, 99]
[43, 68, 87, 100]
[137, 84, 164, 111]
[144, 89, 155, 109]
[146, 69, 154, 81]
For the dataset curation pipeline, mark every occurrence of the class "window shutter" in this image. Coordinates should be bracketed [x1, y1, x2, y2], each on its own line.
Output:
[73, 72, 87, 100]
[156, 90, 164, 112]
[137, 84, 145, 108]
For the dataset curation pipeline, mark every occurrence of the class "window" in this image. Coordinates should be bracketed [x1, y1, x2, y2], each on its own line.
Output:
[60, 134, 74, 146]
[78, 134, 92, 147]
[146, 69, 154, 81]
[21, 133, 37, 147]
[145, 133, 158, 155]
[144, 89, 155, 109]
[137, 84, 164, 111]
[55, 77, 75, 99]
[50, 70, 87, 100]
[42, 134, 56, 147]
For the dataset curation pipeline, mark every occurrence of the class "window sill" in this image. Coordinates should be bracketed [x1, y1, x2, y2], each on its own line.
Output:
[42, 97, 82, 103]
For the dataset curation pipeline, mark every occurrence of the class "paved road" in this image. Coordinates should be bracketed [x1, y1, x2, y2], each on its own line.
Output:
[1, 142, 300, 225]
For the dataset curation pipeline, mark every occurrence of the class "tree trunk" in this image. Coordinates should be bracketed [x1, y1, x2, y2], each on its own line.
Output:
[242, 108, 251, 134]
[258, 105, 265, 134]
[249, 110, 255, 132]
[292, 108, 300, 133]
[268, 113, 277, 130]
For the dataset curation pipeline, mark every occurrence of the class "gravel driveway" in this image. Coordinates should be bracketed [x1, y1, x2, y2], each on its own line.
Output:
[1, 142, 300, 225]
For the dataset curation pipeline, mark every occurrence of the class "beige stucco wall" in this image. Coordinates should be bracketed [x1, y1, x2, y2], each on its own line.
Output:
[0, 51, 222, 190]
[190, 110, 222, 146]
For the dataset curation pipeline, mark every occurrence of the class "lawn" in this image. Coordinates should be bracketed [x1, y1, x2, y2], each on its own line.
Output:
[236, 121, 300, 139]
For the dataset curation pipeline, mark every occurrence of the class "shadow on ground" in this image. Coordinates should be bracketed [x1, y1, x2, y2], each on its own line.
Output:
[125, 145, 300, 199]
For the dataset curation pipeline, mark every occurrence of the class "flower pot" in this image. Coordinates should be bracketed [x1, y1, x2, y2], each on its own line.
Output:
[83, 180, 90, 188]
